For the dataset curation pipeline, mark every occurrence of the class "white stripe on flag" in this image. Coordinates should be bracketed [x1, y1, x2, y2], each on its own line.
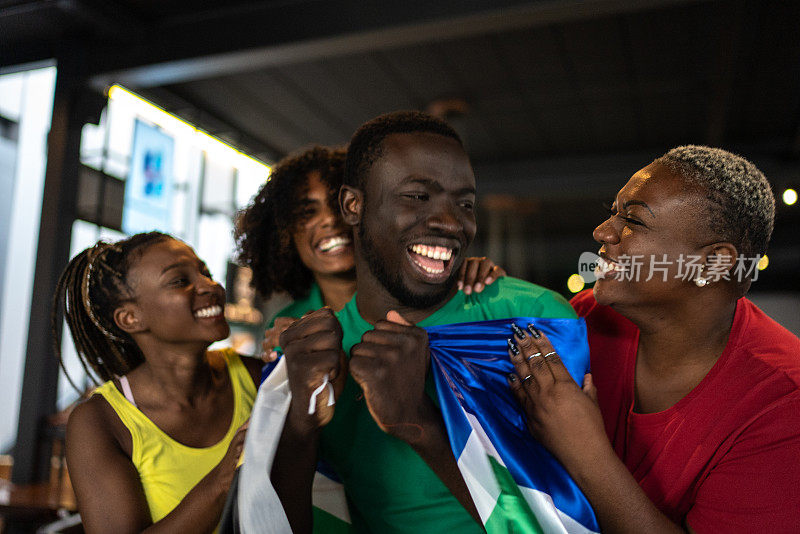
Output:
[456, 429, 501, 522]
[461, 409, 597, 534]
[238, 358, 293, 534]
[463, 410, 504, 464]
[518, 487, 598, 534]
[312, 472, 351, 523]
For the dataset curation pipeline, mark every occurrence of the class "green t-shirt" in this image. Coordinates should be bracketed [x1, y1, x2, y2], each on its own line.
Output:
[267, 283, 325, 328]
[321, 277, 576, 533]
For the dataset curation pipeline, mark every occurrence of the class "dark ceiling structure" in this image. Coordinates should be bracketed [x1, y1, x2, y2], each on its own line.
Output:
[4, 0, 800, 166]
[5, 0, 798, 281]
[2, 0, 800, 485]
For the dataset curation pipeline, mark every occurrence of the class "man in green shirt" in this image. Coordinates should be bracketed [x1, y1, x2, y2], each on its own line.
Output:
[272, 111, 575, 533]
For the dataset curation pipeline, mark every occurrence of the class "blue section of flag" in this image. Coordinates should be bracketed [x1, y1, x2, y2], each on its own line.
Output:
[316, 458, 342, 483]
[426, 317, 600, 532]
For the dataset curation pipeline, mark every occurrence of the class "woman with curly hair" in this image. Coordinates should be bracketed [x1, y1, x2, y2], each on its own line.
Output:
[235, 145, 505, 358]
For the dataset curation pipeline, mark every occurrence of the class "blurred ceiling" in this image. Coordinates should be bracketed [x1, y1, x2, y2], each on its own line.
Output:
[3, 0, 800, 166]
[2, 0, 799, 287]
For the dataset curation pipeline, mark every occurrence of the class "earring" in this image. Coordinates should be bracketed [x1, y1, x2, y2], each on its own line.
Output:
[694, 264, 708, 287]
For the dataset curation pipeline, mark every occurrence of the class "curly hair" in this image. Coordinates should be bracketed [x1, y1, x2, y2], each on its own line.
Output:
[343, 110, 462, 191]
[235, 145, 346, 300]
[52, 231, 172, 388]
[655, 145, 775, 258]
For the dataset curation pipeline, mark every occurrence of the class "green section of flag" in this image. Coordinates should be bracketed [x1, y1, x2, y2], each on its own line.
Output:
[484, 456, 544, 534]
[312, 506, 353, 534]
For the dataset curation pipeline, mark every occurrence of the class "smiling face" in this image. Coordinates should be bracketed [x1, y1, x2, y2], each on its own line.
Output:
[592, 162, 719, 310]
[291, 171, 354, 279]
[117, 239, 230, 347]
[353, 132, 477, 309]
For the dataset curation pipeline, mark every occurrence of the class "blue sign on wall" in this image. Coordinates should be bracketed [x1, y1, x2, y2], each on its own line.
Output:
[122, 119, 175, 234]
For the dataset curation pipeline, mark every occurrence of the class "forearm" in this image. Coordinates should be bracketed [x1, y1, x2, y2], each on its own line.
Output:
[406, 399, 482, 526]
[270, 414, 320, 534]
[569, 442, 685, 534]
[140, 474, 229, 534]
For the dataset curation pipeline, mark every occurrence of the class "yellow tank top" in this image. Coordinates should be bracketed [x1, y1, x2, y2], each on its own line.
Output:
[94, 348, 256, 525]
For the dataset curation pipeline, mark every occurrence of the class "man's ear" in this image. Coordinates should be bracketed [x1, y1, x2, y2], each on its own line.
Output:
[339, 185, 363, 226]
[114, 303, 146, 335]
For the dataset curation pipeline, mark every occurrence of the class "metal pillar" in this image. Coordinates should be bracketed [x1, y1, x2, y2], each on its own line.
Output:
[11, 53, 104, 484]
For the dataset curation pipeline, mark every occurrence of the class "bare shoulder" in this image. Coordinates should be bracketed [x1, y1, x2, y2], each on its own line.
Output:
[66, 394, 151, 532]
[68, 395, 113, 438]
[67, 393, 131, 458]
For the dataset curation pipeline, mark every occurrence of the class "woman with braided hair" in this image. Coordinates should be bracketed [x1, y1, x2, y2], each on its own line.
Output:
[55, 231, 263, 533]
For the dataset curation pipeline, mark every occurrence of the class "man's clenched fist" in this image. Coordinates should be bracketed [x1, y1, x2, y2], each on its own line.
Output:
[280, 307, 347, 434]
[349, 311, 433, 444]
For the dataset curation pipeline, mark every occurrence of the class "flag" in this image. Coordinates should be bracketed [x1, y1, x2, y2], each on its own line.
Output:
[427, 317, 599, 533]
[237, 317, 598, 533]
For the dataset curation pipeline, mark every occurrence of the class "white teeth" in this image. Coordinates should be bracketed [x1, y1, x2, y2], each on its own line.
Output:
[195, 305, 223, 318]
[595, 257, 625, 279]
[421, 264, 444, 274]
[410, 244, 453, 261]
[594, 261, 606, 279]
[319, 235, 351, 252]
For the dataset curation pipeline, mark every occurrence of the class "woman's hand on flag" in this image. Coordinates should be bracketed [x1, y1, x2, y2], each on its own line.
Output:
[506, 325, 609, 480]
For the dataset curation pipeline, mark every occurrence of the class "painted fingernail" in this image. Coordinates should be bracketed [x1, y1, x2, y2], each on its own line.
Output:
[510, 323, 526, 339]
[484, 276, 493, 284]
[527, 323, 541, 339]
[508, 373, 517, 382]
[507, 338, 520, 355]
[464, 285, 472, 294]
[458, 280, 463, 290]
[268, 350, 278, 361]
[474, 282, 484, 292]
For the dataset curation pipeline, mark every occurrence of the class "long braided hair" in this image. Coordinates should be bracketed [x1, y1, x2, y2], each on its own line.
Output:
[52, 231, 172, 389]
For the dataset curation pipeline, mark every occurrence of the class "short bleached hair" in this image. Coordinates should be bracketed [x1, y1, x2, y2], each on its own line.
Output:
[655, 145, 775, 257]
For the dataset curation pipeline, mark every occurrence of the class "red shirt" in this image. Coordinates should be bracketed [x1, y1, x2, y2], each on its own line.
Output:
[571, 290, 800, 533]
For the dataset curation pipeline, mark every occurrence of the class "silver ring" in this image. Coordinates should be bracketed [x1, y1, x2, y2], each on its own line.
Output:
[526, 352, 541, 361]
[543, 351, 557, 358]
[521, 374, 532, 382]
